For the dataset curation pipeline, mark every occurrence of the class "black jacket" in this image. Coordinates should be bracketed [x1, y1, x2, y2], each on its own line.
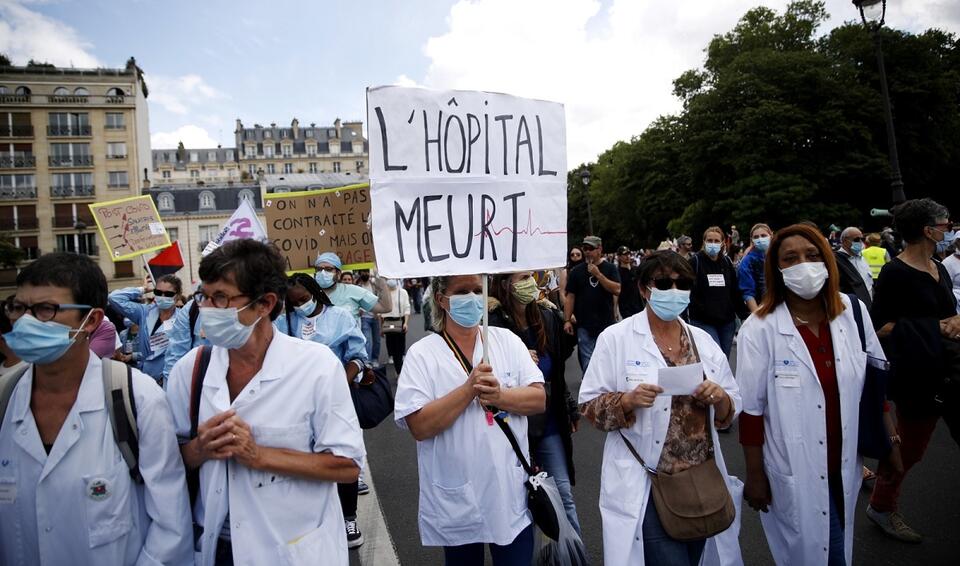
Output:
[834, 251, 872, 310]
[488, 301, 579, 484]
[688, 251, 749, 325]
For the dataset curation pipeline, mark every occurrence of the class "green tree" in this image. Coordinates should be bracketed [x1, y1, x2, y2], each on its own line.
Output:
[0, 234, 25, 268]
[0, 53, 11, 66]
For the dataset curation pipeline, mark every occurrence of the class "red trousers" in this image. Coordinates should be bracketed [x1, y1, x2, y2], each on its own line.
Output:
[869, 408, 941, 512]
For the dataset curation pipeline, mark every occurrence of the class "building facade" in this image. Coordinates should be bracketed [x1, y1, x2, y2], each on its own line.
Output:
[235, 118, 368, 179]
[151, 145, 241, 185]
[0, 58, 151, 294]
[145, 182, 264, 285]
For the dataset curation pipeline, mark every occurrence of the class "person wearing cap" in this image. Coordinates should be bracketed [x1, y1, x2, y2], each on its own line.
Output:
[314, 252, 393, 324]
[564, 236, 621, 371]
[616, 246, 643, 320]
[677, 235, 694, 261]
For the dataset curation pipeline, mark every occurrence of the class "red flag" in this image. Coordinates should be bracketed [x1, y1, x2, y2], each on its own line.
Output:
[147, 241, 185, 279]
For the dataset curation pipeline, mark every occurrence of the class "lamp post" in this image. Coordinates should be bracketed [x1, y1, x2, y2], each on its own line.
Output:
[580, 169, 594, 236]
[74, 219, 87, 255]
[853, 0, 906, 204]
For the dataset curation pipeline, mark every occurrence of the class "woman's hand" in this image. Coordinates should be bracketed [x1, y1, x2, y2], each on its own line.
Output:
[692, 380, 727, 407]
[622, 383, 664, 411]
[475, 373, 502, 408]
[744, 471, 772, 512]
[940, 315, 960, 340]
[528, 349, 540, 365]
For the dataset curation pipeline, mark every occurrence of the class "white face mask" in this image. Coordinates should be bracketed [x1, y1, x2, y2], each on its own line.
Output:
[199, 300, 262, 349]
[780, 262, 828, 300]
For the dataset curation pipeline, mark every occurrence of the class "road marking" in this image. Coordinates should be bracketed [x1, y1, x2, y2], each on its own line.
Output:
[357, 461, 401, 566]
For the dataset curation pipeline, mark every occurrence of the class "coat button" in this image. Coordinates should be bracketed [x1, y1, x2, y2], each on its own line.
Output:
[822, 511, 827, 516]
[819, 440, 824, 445]
[44, 526, 52, 533]
[817, 405, 822, 409]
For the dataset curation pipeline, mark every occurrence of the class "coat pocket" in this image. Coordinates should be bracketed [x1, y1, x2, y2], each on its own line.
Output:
[280, 523, 346, 566]
[766, 466, 800, 533]
[82, 459, 133, 548]
[425, 481, 485, 536]
[600, 458, 644, 518]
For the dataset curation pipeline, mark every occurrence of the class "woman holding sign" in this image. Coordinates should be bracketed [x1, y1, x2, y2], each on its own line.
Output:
[737, 224, 887, 566]
[395, 274, 546, 566]
[578, 251, 742, 566]
[108, 274, 182, 385]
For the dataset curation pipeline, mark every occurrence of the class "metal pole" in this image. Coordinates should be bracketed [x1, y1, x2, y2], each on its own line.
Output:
[873, 30, 906, 204]
[585, 186, 594, 236]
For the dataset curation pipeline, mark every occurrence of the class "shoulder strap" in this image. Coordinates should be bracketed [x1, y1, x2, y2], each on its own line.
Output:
[188, 300, 200, 348]
[102, 359, 141, 483]
[617, 430, 659, 476]
[847, 294, 867, 352]
[440, 330, 474, 374]
[0, 364, 31, 433]
[493, 415, 534, 475]
[189, 346, 213, 438]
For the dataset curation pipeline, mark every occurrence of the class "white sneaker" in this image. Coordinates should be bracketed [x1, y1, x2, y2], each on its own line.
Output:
[345, 519, 364, 549]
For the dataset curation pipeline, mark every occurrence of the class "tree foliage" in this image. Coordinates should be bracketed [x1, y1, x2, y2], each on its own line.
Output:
[570, 0, 960, 249]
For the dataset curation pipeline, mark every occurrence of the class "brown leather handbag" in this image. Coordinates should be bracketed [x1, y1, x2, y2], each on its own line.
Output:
[617, 327, 735, 541]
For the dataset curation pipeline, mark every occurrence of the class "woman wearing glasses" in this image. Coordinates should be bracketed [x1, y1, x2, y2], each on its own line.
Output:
[579, 250, 742, 565]
[108, 274, 183, 385]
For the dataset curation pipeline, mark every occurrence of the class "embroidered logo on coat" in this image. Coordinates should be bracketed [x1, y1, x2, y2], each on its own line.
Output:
[88, 478, 110, 501]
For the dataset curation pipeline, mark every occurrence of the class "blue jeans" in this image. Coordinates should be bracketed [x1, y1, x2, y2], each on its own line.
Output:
[689, 319, 736, 359]
[576, 327, 597, 372]
[642, 501, 706, 565]
[443, 524, 533, 566]
[534, 433, 581, 536]
[828, 488, 846, 566]
[361, 316, 381, 364]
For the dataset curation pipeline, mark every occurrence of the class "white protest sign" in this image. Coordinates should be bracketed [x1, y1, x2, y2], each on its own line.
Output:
[201, 199, 267, 257]
[367, 86, 567, 278]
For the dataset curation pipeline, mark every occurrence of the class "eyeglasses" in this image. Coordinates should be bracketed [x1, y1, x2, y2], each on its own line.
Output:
[153, 289, 177, 298]
[849, 237, 864, 243]
[193, 291, 252, 309]
[4, 301, 91, 322]
[316, 266, 338, 273]
[650, 277, 694, 291]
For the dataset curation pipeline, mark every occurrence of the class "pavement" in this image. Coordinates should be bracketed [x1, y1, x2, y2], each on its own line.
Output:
[355, 312, 960, 565]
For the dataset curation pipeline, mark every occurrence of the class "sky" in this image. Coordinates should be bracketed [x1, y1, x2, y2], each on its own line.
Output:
[1, 0, 957, 167]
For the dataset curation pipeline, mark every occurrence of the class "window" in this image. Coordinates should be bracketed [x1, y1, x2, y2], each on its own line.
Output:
[158, 192, 175, 211]
[162, 170, 171, 179]
[108, 171, 129, 188]
[264, 145, 274, 158]
[330, 142, 340, 155]
[53, 87, 69, 95]
[114, 261, 135, 278]
[73, 87, 89, 96]
[166, 227, 179, 242]
[356, 160, 364, 171]
[245, 145, 256, 158]
[56, 233, 97, 255]
[238, 189, 255, 204]
[48, 112, 90, 135]
[14, 86, 30, 96]
[108, 88, 125, 97]
[199, 191, 215, 210]
[190, 170, 200, 179]
[248, 164, 257, 177]
[333, 161, 341, 173]
[283, 163, 293, 174]
[225, 150, 234, 161]
[198, 224, 219, 249]
[0, 174, 36, 197]
[208, 151, 217, 162]
[307, 145, 317, 157]
[0, 86, 7, 95]
[190, 152, 199, 163]
[107, 142, 127, 159]
[105, 112, 125, 129]
[309, 162, 317, 173]
[282, 145, 292, 158]
[266, 164, 275, 174]
[52, 172, 92, 190]
[264, 131, 272, 139]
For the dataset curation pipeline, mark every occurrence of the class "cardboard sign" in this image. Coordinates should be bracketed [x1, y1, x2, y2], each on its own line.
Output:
[202, 199, 267, 257]
[264, 183, 374, 272]
[89, 196, 171, 261]
[367, 85, 567, 278]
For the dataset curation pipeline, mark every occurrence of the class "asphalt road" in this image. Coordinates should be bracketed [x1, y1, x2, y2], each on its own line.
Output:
[366, 312, 960, 565]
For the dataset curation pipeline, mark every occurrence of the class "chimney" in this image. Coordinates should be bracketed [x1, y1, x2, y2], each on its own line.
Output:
[334, 118, 342, 139]
[291, 118, 300, 139]
[235, 118, 243, 133]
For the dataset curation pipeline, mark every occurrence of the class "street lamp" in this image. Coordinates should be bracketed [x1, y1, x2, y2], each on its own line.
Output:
[853, 0, 906, 204]
[580, 169, 594, 236]
[74, 219, 87, 255]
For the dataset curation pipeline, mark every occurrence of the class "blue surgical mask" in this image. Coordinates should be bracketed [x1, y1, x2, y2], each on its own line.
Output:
[647, 288, 690, 322]
[154, 296, 176, 311]
[850, 241, 864, 256]
[753, 236, 771, 253]
[199, 301, 262, 349]
[315, 270, 335, 289]
[295, 299, 317, 317]
[5, 311, 93, 365]
[445, 293, 485, 328]
[705, 243, 722, 257]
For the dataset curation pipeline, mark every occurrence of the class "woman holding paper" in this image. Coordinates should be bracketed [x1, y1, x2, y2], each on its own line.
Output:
[737, 223, 887, 566]
[579, 250, 742, 566]
[394, 274, 546, 566]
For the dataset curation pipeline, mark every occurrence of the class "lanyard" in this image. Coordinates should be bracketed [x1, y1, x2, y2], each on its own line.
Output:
[440, 330, 503, 426]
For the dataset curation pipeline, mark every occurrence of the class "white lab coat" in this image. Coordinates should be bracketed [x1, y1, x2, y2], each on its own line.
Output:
[166, 331, 366, 566]
[578, 312, 743, 566]
[737, 295, 885, 565]
[394, 328, 544, 547]
[0, 355, 193, 565]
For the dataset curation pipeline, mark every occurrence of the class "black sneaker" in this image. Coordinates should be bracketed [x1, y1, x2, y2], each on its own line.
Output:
[358, 477, 370, 495]
[345, 519, 364, 549]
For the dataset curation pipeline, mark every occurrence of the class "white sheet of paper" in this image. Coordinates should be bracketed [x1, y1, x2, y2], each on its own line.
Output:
[658, 363, 704, 396]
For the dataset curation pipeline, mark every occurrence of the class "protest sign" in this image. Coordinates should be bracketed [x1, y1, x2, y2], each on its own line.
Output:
[367, 85, 567, 278]
[89, 195, 170, 261]
[201, 198, 267, 256]
[264, 183, 374, 272]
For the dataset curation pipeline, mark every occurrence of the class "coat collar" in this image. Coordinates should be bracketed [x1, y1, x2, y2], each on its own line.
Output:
[202, 329, 287, 409]
[10, 354, 103, 425]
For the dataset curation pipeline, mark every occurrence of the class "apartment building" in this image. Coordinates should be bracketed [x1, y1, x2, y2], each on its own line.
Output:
[0, 57, 151, 293]
[235, 118, 368, 179]
[152, 145, 241, 185]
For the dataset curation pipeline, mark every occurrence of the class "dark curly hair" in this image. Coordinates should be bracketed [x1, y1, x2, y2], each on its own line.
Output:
[892, 198, 950, 244]
[199, 239, 288, 321]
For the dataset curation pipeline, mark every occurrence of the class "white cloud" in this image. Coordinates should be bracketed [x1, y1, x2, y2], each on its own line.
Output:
[394, 74, 421, 87]
[0, 0, 101, 67]
[420, 0, 959, 166]
[148, 74, 225, 115]
[151, 125, 219, 149]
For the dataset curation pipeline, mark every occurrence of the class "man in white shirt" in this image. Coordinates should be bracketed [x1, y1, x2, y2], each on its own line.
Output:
[0, 252, 193, 566]
[944, 241, 960, 313]
[168, 239, 365, 566]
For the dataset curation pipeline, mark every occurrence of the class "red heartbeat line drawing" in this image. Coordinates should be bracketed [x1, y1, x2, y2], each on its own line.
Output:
[473, 209, 567, 238]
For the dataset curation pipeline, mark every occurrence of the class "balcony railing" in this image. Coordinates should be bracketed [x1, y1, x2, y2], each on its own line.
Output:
[0, 94, 30, 104]
[49, 155, 94, 167]
[106, 95, 125, 104]
[106, 154, 127, 160]
[50, 185, 95, 198]
[0, 155, 36, 169]
[47, 125, 92, 137]
[0, 186, 37, 199]
[104, 124, 126, 131]
[0, 217, 39, 230]
[0, 125, 34, 137]
[48, 95, 89, 104]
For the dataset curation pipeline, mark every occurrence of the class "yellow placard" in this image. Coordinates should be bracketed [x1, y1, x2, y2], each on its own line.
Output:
[88, 195, 171, 262]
